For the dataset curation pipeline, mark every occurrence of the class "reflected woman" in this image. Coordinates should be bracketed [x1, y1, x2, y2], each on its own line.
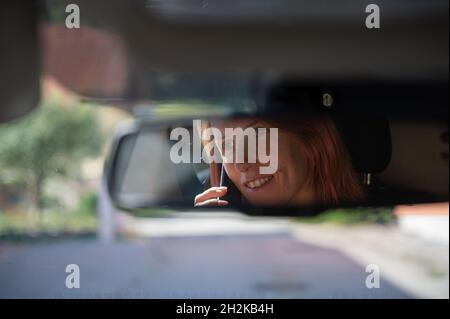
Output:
[194, 117, 365, 207]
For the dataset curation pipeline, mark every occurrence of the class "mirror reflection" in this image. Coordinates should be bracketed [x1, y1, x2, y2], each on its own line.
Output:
[108, 116, 449, 211]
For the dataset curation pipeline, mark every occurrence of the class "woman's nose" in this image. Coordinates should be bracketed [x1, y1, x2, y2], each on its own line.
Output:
[235, 162, 251, 172]
[234, 148, 261, 172]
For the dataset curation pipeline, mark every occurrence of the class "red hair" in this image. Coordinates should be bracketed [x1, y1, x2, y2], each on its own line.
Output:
[279, 117, 365, 205]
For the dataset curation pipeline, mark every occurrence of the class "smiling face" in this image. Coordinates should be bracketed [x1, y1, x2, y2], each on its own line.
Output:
[214, 119, 315, 206]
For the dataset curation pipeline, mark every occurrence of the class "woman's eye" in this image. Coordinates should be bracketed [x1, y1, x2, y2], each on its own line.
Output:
[224, 140, 234, 150]
[256, 128, 268, 138]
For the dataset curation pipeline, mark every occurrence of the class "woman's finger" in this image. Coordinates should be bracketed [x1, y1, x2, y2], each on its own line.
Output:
[194, 186, 228, 205]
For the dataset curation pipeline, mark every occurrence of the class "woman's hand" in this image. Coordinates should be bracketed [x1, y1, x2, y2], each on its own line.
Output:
[194, 186, 228, 207]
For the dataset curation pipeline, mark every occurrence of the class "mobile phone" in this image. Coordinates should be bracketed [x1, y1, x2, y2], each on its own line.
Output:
[217, 163, 225, 201]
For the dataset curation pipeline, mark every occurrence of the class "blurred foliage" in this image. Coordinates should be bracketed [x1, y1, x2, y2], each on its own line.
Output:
[296, 207, 396, 225]
[0, 192, 98, 239]
[148, 100, 243, 118]
[0, 210, 97, 240]
[0, 99, 101, 212]
[72, 192, 97, 216]
[131, 208, 178, 218]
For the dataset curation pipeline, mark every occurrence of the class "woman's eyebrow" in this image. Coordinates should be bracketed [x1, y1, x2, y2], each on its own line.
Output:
[217, 120, 263, 139]
[218, 120, 259, 133]
[243, 120, 262, 129]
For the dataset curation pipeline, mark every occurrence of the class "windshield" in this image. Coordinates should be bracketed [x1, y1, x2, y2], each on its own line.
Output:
[0, 0, 448, 301]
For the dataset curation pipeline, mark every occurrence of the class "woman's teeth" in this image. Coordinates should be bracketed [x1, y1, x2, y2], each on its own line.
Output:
[246, 176, 273, 189]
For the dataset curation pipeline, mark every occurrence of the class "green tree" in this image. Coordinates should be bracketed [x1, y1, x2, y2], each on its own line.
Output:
[0, 99, 101, 213]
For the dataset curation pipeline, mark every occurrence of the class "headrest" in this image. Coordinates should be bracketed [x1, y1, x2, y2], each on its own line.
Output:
[264, 81, 392, 174]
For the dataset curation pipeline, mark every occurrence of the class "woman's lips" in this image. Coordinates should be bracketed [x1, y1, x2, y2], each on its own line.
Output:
[244, 175, 274, 190]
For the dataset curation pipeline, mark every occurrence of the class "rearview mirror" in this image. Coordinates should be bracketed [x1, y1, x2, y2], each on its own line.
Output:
[105, 113, 448, 216]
